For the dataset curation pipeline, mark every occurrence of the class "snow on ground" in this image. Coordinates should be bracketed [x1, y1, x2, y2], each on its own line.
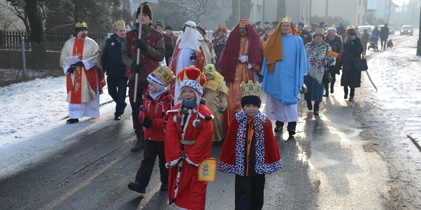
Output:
[0, 35, 420, 178]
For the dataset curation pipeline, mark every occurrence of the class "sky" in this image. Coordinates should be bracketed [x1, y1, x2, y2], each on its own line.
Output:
[1, 32, 421, 179]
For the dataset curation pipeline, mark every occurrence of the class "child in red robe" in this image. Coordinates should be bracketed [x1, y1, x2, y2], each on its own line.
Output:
[218, 80, 282, 210]
[165, 66, 214, 209]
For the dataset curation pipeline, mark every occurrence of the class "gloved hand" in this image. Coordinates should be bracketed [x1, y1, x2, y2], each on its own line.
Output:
[190, 52, 197, 61]
[258, 74, 263, 83]
[131, 62, 143, 73]
[72, 61, 84, 67]
[67, 66, 75, 74]
[143, 119, 153, 128]
[136, 39, 148, 51]
[218, 106, 226, 112]
[238, 54, 248, 63]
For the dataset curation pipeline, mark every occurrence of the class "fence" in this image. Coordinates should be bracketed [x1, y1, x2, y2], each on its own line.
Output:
[0, 31, 108, 87]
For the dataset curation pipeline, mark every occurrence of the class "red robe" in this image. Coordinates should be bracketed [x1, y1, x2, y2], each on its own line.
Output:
[165, 103, 214, 209]
[218, 111, 282, 176]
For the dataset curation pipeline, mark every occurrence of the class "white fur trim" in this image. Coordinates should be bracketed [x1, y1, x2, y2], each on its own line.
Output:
[185, 156, 200, 167]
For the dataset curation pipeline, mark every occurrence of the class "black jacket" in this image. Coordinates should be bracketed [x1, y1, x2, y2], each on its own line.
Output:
[340, 36, 363, 87]
[163, 33, 174, 65]
[101, 33, 126, 77]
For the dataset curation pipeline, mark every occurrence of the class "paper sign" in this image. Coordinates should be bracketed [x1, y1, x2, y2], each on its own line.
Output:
[203, 80, 220, 92]
[198, 158, 217, 182]
[327, 51, 339, 58]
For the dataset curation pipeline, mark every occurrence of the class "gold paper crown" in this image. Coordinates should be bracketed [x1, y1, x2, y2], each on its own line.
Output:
[238, 18, 249, 26]
[114, 20, 125, 29]
[240, 80, 261, 98]
[281, 17, 292, 23]
[197, 23, 207, 31]
[75, 22, 88, 28]
[152, 65, 175, 86]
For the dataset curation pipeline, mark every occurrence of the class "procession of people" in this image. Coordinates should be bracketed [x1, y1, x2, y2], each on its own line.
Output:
[59, 3, 368, 209]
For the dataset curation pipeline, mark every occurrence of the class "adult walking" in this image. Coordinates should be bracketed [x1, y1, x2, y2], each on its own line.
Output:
[340, 27, 363, 102]
[324, 27, 343, 96]
[260, 17, 309, 138]
[360, 29, 369, 52]
[154, 20, 174, 65]
[305, 27, 332, 115]
[380, 23, 389, 50]
[60, 22, 105, 124]
[219, 18, 262, 120]
[122, 4, 165, 152]
[101, 20, 128, 120]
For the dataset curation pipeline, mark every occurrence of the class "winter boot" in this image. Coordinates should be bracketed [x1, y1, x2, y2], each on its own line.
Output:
[344, 86, 349, 99]
[323, 83, 329, 97]
[314, 101, 320, 115]
[306, 100, 313, 110]
[131, 134, 145, 152]
[330, 83, 334, 94]
[287, 122, 297, 138]
[274, 121, 284, 133]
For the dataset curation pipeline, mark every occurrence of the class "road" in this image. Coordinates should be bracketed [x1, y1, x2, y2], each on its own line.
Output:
[0, 32, 420, 210]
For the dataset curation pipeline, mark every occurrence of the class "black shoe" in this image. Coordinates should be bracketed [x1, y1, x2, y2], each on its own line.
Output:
[330, 87, 334, 94]
[288, 130, 296, 138]
[306, 100, 313, 110]
[131, 139, 145, 152]
[344, 94, 348, 99]
[128, 182, 145, 194]
[349, 97, 354, 102]
[66, 118, 79, 124]
[114, 115, 121, 120]
[323, 94, 328, 97]
[160, 183, 168, 191]
[274, 126, 282, 133]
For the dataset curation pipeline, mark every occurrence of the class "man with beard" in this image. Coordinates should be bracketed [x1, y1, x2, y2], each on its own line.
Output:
[122, 4, 165, 152]
[219, 18, 263, 120]
[101, 20, 128, 121]
[60, 22, 105, 124]
[260, 17, 309, 139]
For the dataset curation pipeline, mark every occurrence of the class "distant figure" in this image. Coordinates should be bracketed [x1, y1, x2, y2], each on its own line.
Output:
[387, 39, 393, 49]
[165, 25, 177, 47]
[297, 22, 312, 45]
[212, 24, 228, 69]
[155, 20, 174, 65]
[336, 21, 346, 40]
[380, 23, 389, 50]
[361, 29, 370, 52]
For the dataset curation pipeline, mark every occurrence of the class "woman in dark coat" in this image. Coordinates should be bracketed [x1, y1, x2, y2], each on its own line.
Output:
[340, 27, 363, 102]
[324, 27, 343, 96]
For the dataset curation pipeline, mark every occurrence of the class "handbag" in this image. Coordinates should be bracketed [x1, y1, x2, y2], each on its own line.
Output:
[353, 53, 368, 71]
[323, 71, 333, 84]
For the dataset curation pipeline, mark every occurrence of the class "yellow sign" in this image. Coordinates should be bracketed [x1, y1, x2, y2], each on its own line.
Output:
[327, 51, 339, 58]
[198, 158, 217, 182]
[203, 80, 220, 92]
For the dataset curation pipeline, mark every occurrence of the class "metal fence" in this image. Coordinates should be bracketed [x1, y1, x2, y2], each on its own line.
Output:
[0, 31, 108, 87]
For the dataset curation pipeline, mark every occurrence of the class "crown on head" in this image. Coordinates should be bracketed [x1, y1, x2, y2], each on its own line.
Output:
[114, 20, 125, 29]
[240, 80, 261, 98]
[152, 65, 175, 86]
[281, 17, 292, 23]
[238, 18, 249, 27]
[75, 22, 88, 28]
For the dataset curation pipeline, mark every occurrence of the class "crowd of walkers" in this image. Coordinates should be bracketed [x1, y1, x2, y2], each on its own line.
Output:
[59, 3, 368, 209]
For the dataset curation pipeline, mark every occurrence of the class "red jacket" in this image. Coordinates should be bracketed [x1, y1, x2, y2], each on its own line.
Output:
[139, 90, 174, 141]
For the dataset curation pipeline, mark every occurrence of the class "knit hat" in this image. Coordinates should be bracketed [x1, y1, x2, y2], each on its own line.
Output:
[327, 27, 337, 34]
[175, 66, 206, 105]
[137, 3, 152, 19]
[155, 20, 164, 28]
[240, 80, 261, 108]
[313, 27, 325, 39]
[75, 22, 88, 35]
[147, 65, 175, 92]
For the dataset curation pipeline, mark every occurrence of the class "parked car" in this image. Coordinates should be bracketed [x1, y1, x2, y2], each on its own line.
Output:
[357, 25, 375, 36]
[400, 25, 413, 36]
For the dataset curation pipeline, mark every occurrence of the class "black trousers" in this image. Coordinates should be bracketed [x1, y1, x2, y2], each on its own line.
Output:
[235, 174, 265, 210]
[107, 75, 128, 117]
[134, 140, 168, 189]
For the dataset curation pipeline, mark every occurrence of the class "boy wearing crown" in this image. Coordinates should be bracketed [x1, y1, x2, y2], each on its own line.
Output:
[101, 20, 127, 121]
[60, 22, 105, 124]
[165, 66, 214, 209]
[203, 64, 229, 142]
[218, 80, 282, 210]
[128, 65, 175, 195]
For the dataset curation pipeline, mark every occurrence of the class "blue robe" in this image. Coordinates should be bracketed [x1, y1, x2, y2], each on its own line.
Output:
[261, 34, 309, 105]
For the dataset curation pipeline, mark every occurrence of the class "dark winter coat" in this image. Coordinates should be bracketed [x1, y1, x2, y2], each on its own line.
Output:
[340, 35, 363, 88]
[299, 29, 312, 45]
[163, 33, 174, 65]
[101, 33, 126, 77]
[325, 34, 343, 74]
[380, 26, 389, 39]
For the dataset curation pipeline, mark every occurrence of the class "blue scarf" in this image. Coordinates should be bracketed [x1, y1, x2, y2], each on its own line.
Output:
[182, 100, 197, 109]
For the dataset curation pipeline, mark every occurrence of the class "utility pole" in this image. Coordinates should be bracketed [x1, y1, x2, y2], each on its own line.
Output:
[417, 0, 421, 56]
